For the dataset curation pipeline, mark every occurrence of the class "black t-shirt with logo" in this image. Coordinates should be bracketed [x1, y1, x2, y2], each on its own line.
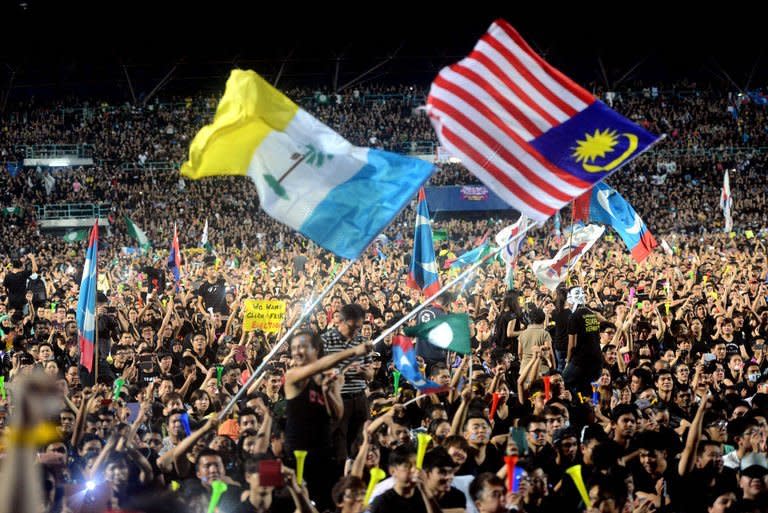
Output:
[415, 305, 447, 365]
[196, 279, 228, 314]
[567, 307, 601, 370]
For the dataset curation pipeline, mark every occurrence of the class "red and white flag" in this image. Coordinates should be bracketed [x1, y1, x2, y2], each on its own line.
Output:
[426, 19, 661, 222]
[531, 224, 604, 290]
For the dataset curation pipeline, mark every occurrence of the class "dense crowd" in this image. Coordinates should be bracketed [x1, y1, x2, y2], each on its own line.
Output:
[1, 83, 768, 513]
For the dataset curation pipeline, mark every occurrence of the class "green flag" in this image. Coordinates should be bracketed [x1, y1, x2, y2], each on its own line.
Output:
[2, 206, 21, 216]
[125, 216, 151, 250]
[62, 229, 88, 243]
[403, 313, 471, 354]
[432, 229, 448, 242]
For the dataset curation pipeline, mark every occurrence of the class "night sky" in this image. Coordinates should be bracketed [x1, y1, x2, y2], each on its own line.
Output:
[1, 1, 765, 97]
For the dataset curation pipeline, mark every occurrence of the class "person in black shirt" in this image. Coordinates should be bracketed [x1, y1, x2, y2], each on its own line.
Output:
[3, 254, 36, 311]
[369, 445, 437, 513]
[415, 291, 453, 367]
[196, 269, 229, 315]
[283, 329, 370, 510]
[422, 447, 467, 512]
[563, 287, 602, 396]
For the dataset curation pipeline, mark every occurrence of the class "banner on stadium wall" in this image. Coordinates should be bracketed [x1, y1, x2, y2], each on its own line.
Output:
[424, 186, 512, 212]
[243, 299, 286, 333]
[460, 185, 489, 201]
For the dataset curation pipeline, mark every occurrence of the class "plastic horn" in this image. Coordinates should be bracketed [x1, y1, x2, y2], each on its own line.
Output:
[543, 376, 551, 401]
[207, 480, 228, 513]
[627, 287, 635, 307]
[489, 392, 501, 423]
[216, 365, 224, 387]
[393, 370, 401, 396]
[591, 381, 600, 406]
[504, 455, 518, 491]
[294, 450, 308, 484]
[179, 412, 192, 437]
[0, 376, 5, 400]
[416, 433, 432, 469]
[364, 467, 386, 505]
[113, 377, 126, 401]
[565, 464, 592, 508]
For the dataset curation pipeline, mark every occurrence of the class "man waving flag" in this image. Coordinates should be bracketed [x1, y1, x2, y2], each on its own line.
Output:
[76, 222, 99, 373]
[427, 19, 662, 222]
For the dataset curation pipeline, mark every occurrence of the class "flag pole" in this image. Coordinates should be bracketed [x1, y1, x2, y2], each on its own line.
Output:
[94, 309, 99, 383]
[369, 220, 537, 349]
[218, 258, 356, 419]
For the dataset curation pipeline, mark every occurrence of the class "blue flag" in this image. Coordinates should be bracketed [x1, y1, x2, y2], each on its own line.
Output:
[575, 182, 657, 262]
[449, 240, 490, 269]
[5, 163, 19, 178]
[406, 188, 440, 296]
[392, 335, 447, 394]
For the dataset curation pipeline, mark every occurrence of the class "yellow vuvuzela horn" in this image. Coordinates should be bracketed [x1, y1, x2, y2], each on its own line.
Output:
[294, 450, 308, 484]
[416, 433, 432, 469]
[364, 467, 387, 505]
[565, 464, 592, 508]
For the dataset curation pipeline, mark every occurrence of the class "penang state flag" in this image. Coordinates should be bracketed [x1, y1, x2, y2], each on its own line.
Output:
[77, 222, 99, 373]
[392, 335, 448, 394]
[573, 182, 657, 262]
[407, 188, 441, 297]
[182, 70, 434, 259]
[167, 223, 181, 283]
[531, 224, 604, 290]
[427, 19, 661, 223]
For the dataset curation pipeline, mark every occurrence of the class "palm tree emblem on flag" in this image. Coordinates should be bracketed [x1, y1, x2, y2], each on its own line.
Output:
[263, 145, 335, 200]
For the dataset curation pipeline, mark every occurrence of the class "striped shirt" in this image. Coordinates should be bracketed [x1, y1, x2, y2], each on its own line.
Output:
[321, 328, 371, 395]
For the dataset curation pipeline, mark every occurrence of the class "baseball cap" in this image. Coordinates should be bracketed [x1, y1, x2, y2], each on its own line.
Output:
[740, 453, 768, 478]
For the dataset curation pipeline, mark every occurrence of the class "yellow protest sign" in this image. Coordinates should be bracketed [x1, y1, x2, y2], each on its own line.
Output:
[243, 299, 286, 333]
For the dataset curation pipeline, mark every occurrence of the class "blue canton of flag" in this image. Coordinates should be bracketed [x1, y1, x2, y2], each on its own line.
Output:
[392, 336, 447, 394]
[406, 188, 441, 296]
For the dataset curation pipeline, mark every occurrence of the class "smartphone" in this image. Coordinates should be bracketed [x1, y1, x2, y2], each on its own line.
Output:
[258, 460, 284, 488]
[703, 353, 717, 362]
[509, 426, 528, 454]
[234, 346, 247, 364]
[635, 398, 652, 410]
[125, 402, 141, 424]
[138, 354, 155, 374]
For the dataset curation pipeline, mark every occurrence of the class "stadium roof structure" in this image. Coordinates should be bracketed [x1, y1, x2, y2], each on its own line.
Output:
[0, 1, 766, 103]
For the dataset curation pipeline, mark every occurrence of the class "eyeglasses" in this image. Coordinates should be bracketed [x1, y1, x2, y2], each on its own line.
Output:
[529, 428, 546, 435]
[343, 492, 365, 501]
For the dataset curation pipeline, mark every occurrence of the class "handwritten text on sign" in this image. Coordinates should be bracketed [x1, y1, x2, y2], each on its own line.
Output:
[243, 299, 286, 333]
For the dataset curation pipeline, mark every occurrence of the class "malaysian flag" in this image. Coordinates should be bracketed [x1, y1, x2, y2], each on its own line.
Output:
[427, 19, 662, 222]
[76, 222, 99, 373]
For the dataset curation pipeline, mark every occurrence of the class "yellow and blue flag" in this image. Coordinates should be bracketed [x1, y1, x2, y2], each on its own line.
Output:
[182, 70, 434, 259]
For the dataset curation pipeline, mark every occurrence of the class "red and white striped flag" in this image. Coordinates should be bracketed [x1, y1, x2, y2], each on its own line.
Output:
[427, 19, 662, 222]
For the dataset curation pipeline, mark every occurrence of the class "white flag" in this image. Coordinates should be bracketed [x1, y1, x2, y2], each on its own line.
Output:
[495, 214, 528, 264]
[721, 169, 733, 232]
[531, 224, 604, 290]
[200, 219, 209, 248]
